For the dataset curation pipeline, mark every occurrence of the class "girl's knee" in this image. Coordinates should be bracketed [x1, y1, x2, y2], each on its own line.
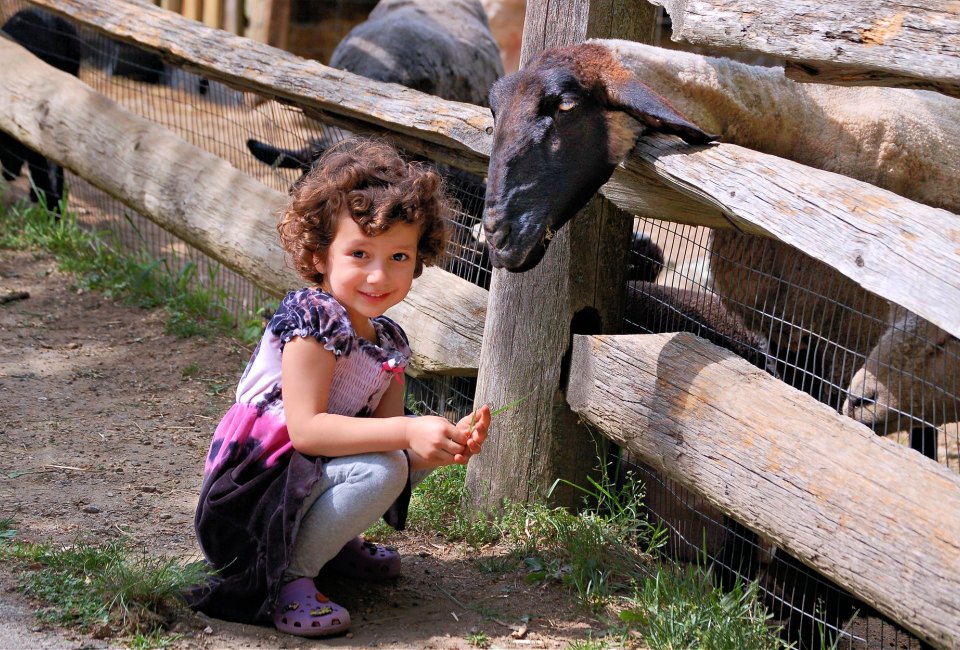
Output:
[355, 450, 408, 494]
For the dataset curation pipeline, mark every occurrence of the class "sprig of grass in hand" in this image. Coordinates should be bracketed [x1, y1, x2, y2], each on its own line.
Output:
[468, 392, 533, 434]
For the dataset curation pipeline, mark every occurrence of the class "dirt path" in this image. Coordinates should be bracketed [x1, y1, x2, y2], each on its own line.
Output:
[0, 247, 602, 649]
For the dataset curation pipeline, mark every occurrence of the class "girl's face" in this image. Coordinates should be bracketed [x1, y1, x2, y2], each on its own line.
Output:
[317, 213, 420, 339]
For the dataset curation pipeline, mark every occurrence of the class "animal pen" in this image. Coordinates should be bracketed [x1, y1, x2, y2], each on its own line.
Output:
[0, 0, 957, 648]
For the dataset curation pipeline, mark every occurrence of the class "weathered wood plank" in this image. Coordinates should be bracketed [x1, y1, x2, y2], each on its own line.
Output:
[12, 0, 960, 336]
[651, 0, 960, 98]
[567, 332, 960, 649]
[0, 38, 485, 375]
[603, 135, 960, 340]
[467, 0, 658, 511]
[25, 0, 494, 175]
[20, 0, 960, 340]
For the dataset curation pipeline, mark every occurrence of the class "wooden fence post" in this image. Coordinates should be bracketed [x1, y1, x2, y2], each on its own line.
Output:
[465, 0, 658, 511]
[160, 0, 183, 13]
[202, 0, 224, 30]
[181, 0, 202, 22]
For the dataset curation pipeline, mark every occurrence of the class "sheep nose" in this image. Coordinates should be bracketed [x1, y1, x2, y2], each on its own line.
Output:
[483, 206, 511, 250]
[844, 391, 876, 415]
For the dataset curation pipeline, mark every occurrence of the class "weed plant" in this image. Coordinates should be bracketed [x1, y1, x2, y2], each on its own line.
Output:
[0, 530, 210, 640]
[619, 564, 792, 649]
[0, 196, 263, 341]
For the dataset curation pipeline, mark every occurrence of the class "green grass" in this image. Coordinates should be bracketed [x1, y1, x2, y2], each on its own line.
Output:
[397, 455, 788, 649]
[619, 565, 791, 650]
[0, 528, 211, 643]
[0, 195, 265, 342]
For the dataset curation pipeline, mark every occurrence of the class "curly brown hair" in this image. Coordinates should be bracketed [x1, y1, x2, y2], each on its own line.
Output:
[277, 137, 452, 285]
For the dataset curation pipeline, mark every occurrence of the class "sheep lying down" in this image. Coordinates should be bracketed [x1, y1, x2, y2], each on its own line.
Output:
[479, 38, 960, 450]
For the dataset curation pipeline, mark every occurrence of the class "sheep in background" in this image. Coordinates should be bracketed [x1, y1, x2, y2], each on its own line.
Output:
[844, 309, 960, 461]
[328, 0, 503, 107]
[479, 0, 524, 73]
[619, 236, 778, 589]
[0, 8, 81, 213]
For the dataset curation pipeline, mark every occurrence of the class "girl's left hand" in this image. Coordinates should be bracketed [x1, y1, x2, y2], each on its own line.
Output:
[452, 405, 491, 464]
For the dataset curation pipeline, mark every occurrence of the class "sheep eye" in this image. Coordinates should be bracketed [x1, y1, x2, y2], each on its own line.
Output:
[558, 98, 577, 112]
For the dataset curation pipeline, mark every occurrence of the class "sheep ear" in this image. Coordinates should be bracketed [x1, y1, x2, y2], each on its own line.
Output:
[604, 78, 719, 145]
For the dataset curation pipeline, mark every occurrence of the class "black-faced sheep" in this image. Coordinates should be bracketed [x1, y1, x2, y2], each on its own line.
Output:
[0, 8, 81, 213]
[481, 38, 959, 417]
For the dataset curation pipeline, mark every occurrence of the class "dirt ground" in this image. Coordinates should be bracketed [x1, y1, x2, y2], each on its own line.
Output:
[0, 246, 606, 650]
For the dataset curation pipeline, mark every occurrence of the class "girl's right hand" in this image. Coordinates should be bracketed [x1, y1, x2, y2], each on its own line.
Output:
[405, 415, 467, 465]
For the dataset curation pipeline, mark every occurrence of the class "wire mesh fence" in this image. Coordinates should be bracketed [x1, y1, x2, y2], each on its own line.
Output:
[1, 2, 956, 648]
[622, 216, 955, 648]
[0, 0, 487, 419]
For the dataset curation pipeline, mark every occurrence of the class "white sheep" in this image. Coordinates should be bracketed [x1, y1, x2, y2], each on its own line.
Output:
[844, 308, 960, 460]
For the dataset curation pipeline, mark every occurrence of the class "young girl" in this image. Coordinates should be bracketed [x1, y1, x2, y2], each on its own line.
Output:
[190, 137, 491, 638]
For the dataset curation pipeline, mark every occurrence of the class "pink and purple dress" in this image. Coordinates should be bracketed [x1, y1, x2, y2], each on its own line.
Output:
[190, 288, 412, 624]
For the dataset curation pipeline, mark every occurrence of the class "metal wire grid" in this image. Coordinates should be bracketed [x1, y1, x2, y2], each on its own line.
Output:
[623, 217, 952, 648]
[4, 4, 954, 645]
[0, 1, 483, 418]
[405, 375, 477, 420]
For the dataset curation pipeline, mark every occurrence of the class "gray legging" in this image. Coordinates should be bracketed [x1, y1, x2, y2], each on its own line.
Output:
[285, 451, 430, 580]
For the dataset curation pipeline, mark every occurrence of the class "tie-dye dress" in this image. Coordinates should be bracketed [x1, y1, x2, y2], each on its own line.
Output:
[189, 288, 412, 624]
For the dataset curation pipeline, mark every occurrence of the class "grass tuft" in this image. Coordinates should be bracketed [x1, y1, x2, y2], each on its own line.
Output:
[618, 564, 790, 650]
[0, 196, 259, 341]
[0, 533, 210, 641]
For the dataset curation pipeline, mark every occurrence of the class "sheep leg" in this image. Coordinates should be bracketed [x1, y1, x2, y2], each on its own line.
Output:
[0, 133, 26, 181]
[25, 151, 61, 213]
[909, 426, 938, 462]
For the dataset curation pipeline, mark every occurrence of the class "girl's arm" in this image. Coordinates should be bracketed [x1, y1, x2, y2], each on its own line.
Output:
[282, 336, 471, 463]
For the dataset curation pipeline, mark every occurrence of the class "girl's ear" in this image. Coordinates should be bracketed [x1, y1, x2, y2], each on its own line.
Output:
[313, 251, 327, 277]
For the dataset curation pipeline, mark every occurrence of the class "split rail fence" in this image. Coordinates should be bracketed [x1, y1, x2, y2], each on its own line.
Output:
[0, 0, 958, 648]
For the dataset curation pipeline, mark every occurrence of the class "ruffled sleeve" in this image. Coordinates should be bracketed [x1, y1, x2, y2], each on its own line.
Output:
[374, 315, 412, 361]
[269, 289, 355, 356]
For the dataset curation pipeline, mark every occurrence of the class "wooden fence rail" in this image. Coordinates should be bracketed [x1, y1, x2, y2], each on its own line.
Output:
[0, 38, 485, 376]
[23, 0, 960, 340]
[2, 2, 959, 646]
[650, 0, 960, 99]
[568, 332, 960, 648]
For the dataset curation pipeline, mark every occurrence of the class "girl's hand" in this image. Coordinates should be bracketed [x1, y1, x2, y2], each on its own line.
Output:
[452, 405, 491, 464]
[405, 415, 467, 465]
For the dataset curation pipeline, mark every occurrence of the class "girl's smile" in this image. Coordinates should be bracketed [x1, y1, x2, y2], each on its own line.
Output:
[317, 214, 420, 338]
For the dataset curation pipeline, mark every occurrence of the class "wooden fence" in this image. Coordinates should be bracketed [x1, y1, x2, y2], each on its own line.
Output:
[1, 0, 959, 647]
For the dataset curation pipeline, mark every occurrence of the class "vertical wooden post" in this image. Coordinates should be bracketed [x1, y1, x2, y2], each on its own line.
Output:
[266, 0, 291, 49]
[160, 0, 184, 13]
[466, 0, 657, 511]
[247, 0, 289, 47]
[182, 0, 202, 22]
[202, 0, 225, 29]
[223, 0, 244, 35]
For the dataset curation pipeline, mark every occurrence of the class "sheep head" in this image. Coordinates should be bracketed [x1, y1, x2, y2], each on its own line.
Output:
[483, 42, 717, 272]
[843, 312, 960, 433]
